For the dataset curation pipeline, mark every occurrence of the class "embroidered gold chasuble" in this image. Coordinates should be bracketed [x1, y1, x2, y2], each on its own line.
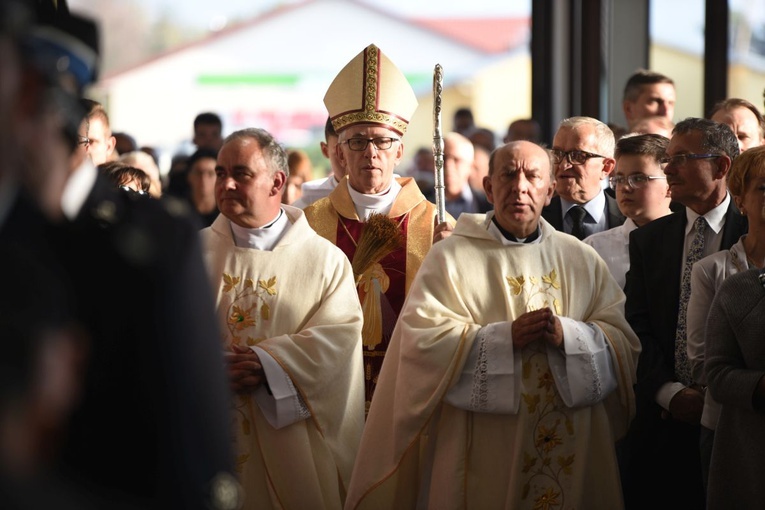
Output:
[304, 177, 442, 411]
[200, 209, 365, 510]
[345, 214, 640, 510]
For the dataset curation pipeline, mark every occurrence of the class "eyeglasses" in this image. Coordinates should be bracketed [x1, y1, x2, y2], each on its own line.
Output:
[77, 135, 91, 148]
[551, 149, 606, 166]
[343, 137, 400, 151]
[609, 174, 667, 189]
[659, 153, 721, 166]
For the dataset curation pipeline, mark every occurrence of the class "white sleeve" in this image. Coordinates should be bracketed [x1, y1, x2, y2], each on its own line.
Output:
[443, 322, 522, 414]
[251, 346, 311, 429]
[546, 317, 618, 408]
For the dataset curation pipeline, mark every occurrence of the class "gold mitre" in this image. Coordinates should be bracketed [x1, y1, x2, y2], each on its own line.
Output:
[324, 44, 418, 136]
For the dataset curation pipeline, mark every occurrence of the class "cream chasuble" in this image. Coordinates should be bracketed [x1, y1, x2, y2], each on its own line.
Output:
[345, 214, 640, 510]
[200, 206, 365, 510]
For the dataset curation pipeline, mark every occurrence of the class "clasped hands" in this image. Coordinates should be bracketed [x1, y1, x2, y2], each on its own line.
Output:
[225, 344, 265, 393]
[511, 307, 564, 350]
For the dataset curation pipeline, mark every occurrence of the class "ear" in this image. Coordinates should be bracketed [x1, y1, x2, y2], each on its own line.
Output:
[394, 141, 404, 166]
[601, 157, 616, 178]
[336, 142, 347, 167]
[715, 155, 732, 180]
[483, 174, 494, 204]
[544, 178, 555, 206]
[271, 171, 286, 196]
[320, 141, 330, 159]
[622, 100, 634, 122]
[106, 135, 116, 156]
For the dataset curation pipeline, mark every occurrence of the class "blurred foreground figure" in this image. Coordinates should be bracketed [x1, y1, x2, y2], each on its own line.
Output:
[0, 2, 239, 508]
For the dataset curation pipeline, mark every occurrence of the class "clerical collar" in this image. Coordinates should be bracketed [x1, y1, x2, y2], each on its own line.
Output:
[490, 216, 541, 244]
[347, 178, 402, 221]
[230, 208, 290, 251]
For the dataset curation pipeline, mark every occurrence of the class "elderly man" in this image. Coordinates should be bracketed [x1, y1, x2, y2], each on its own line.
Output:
[709, 97, 765, 152]
[425, 131, 491, 218]
[622, 69, 676, 131]
[542, 116, 625, 239]
[304, 44, 448, 412]
[623, 118, 746, 509]
[345, 140, 640, 510]
[201, 128, 364, 510]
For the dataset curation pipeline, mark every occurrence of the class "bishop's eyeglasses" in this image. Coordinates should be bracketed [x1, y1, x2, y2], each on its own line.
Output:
[343, 137, 400, 151]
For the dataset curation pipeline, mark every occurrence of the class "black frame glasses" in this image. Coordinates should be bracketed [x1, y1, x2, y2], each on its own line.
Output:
[77, 135, 91, 148]
[551, 149, 606, 165]
[343, 137, 400, 151]
[609, 174, 667, 189]
[659, 153, 721, 166]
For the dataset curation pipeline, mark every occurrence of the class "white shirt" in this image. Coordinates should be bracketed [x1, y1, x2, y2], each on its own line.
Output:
[292, 175, 339, 209]
[584, 218, 637, 288]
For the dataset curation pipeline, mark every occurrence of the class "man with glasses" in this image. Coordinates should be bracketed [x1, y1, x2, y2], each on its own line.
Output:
[542, 116, 625, 240]
[622, 118, 746, 510]
[305, 44, 448, 412]
[584, 133, 673, 288]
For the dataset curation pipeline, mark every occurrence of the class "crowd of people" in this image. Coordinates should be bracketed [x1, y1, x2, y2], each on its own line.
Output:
[3, 1, 765, 510]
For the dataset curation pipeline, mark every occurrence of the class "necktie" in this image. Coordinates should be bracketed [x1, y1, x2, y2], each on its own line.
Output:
[569, 205, 587, 240]
[675, 216, 707, 386]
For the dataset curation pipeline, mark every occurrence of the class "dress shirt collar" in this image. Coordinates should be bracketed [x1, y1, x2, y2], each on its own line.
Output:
[684, 192, 730, 236]
[560, 190, 606, 223]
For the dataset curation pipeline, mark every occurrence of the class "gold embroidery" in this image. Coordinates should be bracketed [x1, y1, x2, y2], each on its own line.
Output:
[519, 348, 575, 510]
[221, 272, 277, 345]
[506, 267, 562, 313]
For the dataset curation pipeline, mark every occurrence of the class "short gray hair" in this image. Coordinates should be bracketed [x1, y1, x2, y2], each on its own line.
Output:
[222, 128, 289, 177]
[558, 116, 615, 157]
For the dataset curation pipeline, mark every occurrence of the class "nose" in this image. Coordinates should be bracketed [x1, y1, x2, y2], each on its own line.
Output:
[656, 102, 668, 116]
[363, 141, 379, 157]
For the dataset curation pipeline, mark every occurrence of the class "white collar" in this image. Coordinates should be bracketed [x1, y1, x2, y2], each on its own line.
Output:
[347, 178, 402, 221]
[484, 211, 544, 246]
[230, 208, 290, 251]
[684, 193, 730, 235]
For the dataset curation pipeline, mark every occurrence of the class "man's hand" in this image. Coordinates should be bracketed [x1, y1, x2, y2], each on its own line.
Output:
[225, 344, 265, 393]
[512, 308, 562, 349]
[433, 220, 453, 243]
[666, 387, 704, 424]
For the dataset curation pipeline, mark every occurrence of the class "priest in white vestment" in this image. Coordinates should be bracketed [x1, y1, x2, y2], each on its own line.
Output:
[345, 141, 640, 510]
[200, 128, 365, 510]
